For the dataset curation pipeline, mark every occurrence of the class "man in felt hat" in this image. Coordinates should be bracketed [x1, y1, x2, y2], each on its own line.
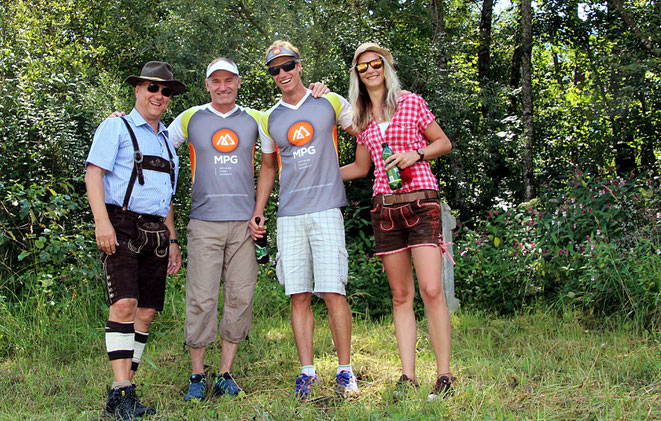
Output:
[85, 60, 185, 420]
[249, 40, 359, 399]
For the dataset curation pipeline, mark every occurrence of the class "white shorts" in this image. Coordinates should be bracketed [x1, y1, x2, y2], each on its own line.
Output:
[275, 208, 348, 296]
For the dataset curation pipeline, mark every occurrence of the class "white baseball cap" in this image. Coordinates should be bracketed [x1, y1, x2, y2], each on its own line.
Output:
[206, 60, 240, 78]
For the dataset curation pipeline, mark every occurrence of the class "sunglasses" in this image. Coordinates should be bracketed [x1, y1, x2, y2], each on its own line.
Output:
[355, 58, 384, 73]
[267, 59, 299, 76]
[145, 83, 172, 97]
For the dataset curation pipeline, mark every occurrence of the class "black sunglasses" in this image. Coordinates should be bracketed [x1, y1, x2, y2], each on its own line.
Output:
[146, 83, 172, 97]
[355, 58, 384, 74]
[267, 59, 299, 76]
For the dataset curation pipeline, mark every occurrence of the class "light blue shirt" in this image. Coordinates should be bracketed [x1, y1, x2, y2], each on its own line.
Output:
[86, 109, 179, 217]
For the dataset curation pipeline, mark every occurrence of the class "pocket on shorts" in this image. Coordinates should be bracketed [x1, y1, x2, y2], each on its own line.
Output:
[127, 224, 148, 253]
[274, 251, 285, 286]
[401, 203, 421, 228]
[377, 206, 397, 232]
[154, 227, 169, 258]
[414, 198, 441, 209]
[337, 247, 349, 286]
[413, 198, 441, 220]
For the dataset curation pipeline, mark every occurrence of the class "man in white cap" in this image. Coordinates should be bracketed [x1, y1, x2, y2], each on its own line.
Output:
[165, 57, 330, 401]
[86, 60, 185, 420]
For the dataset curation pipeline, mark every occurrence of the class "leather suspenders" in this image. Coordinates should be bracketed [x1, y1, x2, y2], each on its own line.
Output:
[119, 116, 176, 211]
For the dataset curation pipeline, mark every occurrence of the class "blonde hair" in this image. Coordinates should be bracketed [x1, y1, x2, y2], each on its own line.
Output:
[265, 40, 301, 61]
[349, 55, 401, 133]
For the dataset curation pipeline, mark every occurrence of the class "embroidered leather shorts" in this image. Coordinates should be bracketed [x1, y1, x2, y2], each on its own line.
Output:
[370, 197, 442, 255]
[101, 205, 170, 310]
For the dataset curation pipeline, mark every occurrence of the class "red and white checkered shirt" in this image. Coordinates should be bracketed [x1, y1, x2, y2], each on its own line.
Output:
[357, 93, 438, 196]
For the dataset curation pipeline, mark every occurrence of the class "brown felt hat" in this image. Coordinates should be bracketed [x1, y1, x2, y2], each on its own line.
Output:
[124, 61, 187, 95]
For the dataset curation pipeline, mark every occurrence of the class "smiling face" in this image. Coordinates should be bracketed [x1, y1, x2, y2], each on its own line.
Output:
[206, 69, 240, 113]
[356, 51, 385, 90]
[134, 81, 170, 126]
[268, 55, 304, 98]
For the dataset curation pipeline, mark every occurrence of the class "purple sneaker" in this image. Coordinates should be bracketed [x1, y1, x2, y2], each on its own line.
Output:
[293, 373, 320, 399]
[336, 370, 359, 398]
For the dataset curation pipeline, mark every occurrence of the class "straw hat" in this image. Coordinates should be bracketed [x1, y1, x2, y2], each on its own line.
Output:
[352, 42, 394, 67]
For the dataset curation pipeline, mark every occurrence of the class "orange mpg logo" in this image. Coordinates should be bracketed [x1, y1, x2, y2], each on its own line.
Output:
[287, 121, 313, 146]
[212, 129, 239, 153]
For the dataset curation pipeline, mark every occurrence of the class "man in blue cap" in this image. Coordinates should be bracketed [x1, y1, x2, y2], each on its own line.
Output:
[250, 40, 359, 399]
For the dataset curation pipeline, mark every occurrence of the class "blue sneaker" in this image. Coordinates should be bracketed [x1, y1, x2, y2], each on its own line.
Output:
[294, 373, 321, 399]
[184, 374, 207, 402]
[336, 370, 359, 398]
[214, 372, 245, 397]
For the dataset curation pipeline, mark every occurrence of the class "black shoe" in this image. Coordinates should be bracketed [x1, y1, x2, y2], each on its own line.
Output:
[106, 386, 136, 421]
[427, 374, 455, 401]
[105, 385, 156, 418]
[114, 392, 134, 420]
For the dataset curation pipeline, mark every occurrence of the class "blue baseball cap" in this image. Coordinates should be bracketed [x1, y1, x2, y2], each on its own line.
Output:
[265, 47, 300, 65]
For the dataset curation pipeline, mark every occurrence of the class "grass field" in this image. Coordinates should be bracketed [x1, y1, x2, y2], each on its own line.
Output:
[0, 278, 659, 420]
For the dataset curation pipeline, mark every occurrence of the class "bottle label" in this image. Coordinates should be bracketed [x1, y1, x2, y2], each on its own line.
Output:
[256, 245, 268, 258]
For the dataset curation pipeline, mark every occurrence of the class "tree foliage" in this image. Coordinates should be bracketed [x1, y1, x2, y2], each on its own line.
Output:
[1, 0, 659, 320]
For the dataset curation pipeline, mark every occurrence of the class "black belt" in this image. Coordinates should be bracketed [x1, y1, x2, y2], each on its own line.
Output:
[106, 204, 165, 222]
[373, 189, 438, 206]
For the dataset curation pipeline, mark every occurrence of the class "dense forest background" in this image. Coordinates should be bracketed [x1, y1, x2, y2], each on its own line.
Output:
[1, 0, 659, 328]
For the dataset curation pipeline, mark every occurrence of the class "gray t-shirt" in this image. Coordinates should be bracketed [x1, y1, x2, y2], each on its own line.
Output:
[169, 104, 261, 221]
[259, 91, 352, 217]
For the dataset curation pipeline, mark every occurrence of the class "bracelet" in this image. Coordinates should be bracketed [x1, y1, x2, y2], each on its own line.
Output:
[169, 239, 178, 244]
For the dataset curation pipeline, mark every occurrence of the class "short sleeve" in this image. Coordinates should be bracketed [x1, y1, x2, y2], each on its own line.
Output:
[356, 130, 368, 147]
[336, 94, 353, 129]
[258, 113, 276, 154]
[85, 117, 122, 171]
[414, 95, 435, 132]
[167, 112, 187, 148]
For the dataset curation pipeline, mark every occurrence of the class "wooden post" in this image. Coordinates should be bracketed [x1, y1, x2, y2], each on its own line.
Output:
[441, 201, 460, 312]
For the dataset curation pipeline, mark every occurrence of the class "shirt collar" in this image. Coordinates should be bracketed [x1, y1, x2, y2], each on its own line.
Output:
[129, 108, 168, 135]
[204, 103, 240, 118]
[278, 89, 311, 110]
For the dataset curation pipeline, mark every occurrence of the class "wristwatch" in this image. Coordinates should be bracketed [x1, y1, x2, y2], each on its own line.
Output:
[169, 239, 178, 244]
[416, 148, 425, 162]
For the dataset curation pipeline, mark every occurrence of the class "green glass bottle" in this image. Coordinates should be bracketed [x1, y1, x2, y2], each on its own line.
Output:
[381, 142, 402, 190]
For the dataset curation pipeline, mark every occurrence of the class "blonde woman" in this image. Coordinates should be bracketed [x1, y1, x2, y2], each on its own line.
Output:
[340, 43, 454, 399]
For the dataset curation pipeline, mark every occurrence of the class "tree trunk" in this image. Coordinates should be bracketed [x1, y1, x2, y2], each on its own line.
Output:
[429, 0, 468, 220]
[429, 0, 448, 71]
[569, 4, 586, 86]
[606, 0, 637, 175]
[508, 45, 522, 114]
[521, 0, 535, 200]
[478, 0, 493, 82]
[552, 50, 564, 89]
[478, 0, 494, 119]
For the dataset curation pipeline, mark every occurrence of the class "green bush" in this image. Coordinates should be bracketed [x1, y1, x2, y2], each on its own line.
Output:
[454, 202, 544, 313]
[455, 168, 661, 326]
[0, 176, 97, 297]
